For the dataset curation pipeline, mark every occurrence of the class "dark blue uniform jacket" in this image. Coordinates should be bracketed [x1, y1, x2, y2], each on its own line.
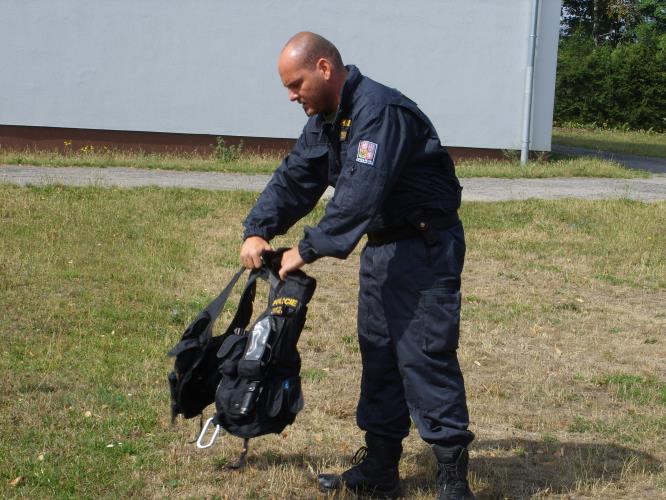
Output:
[243, 65, 462, 263]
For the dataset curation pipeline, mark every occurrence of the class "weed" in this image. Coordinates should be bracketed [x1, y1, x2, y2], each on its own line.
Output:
[597, 374, 666, 406]
[341, 335, 356, 346]
[302, 368, 328, 382]
[596, 273, 625, 285]
[214, 137, 244, 162]
[568, 414, 666, 444]
[552, 302, 581, 312]
[569, 416, 608, 434]
[501, 149, 520, 162]
[340, 334, 359, 353]
[497, 271, 521, 281]
[657, 476, 666, 490]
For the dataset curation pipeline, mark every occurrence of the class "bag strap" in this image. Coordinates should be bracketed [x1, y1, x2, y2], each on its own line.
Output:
[192, 249, 289, 341]
[205, 266, 247, 321]
[219, 268, 264, 334]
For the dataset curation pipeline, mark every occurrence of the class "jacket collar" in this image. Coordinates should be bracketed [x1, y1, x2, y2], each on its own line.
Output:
[316, 65, 362, 127]
[337, 65, 362, 113]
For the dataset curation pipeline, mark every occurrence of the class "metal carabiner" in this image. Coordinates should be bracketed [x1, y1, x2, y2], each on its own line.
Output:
[195, 417, 221, 449]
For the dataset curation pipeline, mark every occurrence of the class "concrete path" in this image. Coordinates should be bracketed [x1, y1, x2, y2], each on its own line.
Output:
[2, 164, 666, 202]
[551, 144, 666, 174]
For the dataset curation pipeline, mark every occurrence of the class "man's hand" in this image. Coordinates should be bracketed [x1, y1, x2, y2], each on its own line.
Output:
[279, 246, 305, 280]
[240, 236, 272, 269]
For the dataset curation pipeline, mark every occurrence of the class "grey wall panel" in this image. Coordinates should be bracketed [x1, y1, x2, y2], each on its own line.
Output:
[0, 0, 560, 150]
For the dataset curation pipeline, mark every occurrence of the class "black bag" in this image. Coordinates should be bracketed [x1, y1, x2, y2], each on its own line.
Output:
[213, 262, 316, 439]
[167, 250, 316, 467]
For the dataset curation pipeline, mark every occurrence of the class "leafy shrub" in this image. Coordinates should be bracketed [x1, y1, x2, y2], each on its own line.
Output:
[554, 31, 666, 131]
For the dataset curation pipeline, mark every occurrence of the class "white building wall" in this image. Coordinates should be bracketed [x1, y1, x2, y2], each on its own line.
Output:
[0, 0, 561, 151]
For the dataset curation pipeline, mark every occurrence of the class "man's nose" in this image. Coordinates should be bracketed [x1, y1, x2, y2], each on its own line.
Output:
[288, 89, 299, 102]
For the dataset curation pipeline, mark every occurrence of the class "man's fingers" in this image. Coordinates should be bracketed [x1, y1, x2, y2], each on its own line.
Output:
[239, 236, 272, 269]
[277, 247, 305, 281]
[240, 251, 252, 269]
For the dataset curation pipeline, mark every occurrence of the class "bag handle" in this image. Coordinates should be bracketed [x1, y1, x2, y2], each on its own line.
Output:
[204, 266, 247, 321]
[217, 268, 263, 335]
[204, 248, 288, 333]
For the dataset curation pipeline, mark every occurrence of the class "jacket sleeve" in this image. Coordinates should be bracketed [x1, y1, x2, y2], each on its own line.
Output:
[298, 104, 416, 263]
[243, 131, 329, 241]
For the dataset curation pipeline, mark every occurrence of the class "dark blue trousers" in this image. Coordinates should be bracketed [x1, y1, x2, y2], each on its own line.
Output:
[356, 222, 474, 447]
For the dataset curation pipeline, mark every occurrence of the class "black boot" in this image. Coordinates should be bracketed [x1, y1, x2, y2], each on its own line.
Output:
[433, 445, 475, 500]
[318, 432, 402, 498]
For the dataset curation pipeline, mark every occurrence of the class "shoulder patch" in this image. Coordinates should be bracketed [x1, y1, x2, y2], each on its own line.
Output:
[356, 140, 378, 166]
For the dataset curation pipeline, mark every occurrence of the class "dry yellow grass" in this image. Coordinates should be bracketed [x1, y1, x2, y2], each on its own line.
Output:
[1, 186, 664, 499]
[155, 198, 666, 499]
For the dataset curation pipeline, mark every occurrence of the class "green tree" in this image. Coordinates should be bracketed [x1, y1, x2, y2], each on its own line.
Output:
[561, 0, 666, 44]
[555, 0, 666, 130]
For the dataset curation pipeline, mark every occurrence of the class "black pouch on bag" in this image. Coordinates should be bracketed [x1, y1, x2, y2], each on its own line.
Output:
[213, 258, 316, 439]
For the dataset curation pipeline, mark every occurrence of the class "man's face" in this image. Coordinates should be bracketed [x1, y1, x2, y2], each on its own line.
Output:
[278, 55, 333, 116]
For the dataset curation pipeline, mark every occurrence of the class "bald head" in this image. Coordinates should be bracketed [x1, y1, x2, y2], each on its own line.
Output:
[277, 32, 348, 117]
[281, 32, 344, 70]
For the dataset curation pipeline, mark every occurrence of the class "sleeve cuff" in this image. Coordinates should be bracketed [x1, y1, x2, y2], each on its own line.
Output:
[298, 239, 321, 264]
[243, 226, 271, 241]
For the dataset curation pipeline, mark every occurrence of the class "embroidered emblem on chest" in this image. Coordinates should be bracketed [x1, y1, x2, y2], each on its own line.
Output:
[356, 140, 378, 166]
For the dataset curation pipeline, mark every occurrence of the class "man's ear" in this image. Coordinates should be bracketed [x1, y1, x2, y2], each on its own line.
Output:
[316, 58, 333, 80]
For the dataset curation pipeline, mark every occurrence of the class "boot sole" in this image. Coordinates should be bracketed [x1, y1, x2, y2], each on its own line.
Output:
[317, 475, 401, 499]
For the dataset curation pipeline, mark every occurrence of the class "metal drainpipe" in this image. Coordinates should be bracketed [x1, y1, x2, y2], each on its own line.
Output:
[521, 0, 540, 165]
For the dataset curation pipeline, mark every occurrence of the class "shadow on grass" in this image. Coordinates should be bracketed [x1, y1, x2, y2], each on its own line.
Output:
[214, 448, 317, 471]
[206, 438, 661, 498]
[405, 438, 662, 499]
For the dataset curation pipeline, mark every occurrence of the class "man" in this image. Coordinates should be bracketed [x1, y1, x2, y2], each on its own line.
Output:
[240, 32, 475, 500]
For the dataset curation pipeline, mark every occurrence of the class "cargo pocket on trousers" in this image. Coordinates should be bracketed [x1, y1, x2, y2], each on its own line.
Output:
[420, 289, 461, 353]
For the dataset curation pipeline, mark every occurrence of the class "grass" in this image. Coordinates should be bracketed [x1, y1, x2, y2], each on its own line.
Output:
[0, 148, 280, 174]
[553, 125, 666, 158]
[456, 156, 648, 178]
[596, 374, 666, 406]
[1, 186, 665, 498]
[0, 146, 649, 178]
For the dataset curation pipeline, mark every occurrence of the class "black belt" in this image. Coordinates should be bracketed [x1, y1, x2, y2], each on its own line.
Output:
[366, 211, 460, 246]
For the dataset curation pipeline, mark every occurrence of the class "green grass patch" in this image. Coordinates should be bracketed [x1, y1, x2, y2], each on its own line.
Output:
[553, 126, 666, 158]
[301, 368, 328, 382]
[0, 148, 280, 174]
[463, 198, 666, 290]
[596, 374, 666, 406]
[568, 414, 666, 444]
[457, 156, 648, 178]
[0, 146, 649, 178]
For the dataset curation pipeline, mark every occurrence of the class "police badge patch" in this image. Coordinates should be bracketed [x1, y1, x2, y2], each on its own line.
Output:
[356, 140, 378, 165]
